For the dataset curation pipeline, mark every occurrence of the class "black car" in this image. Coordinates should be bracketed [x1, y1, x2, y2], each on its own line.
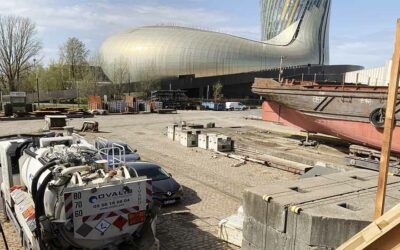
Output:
[126, 162, 183, 204]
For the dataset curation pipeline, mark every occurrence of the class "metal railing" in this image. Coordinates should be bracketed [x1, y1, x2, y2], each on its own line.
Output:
[95, 137, 126, 168]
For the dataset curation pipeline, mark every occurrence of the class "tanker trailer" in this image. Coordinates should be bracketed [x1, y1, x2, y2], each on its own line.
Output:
[0, 133, 159, 250]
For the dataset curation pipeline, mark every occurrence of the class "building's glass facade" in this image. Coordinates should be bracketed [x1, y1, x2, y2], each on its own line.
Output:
[100, 0, 331, 83]
[261, 0, 326, 41]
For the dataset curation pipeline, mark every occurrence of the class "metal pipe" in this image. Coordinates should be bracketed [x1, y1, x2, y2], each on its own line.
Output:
[60, 166, 90, 177]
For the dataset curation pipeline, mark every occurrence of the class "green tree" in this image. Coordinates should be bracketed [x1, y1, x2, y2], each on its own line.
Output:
[21, 62, 69, 93]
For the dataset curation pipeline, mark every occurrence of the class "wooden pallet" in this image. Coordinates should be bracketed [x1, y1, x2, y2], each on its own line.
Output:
[338, 202, 400, 250]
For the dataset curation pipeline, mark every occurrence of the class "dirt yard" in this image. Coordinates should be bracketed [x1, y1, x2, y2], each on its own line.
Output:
[0, 110, 349, 249]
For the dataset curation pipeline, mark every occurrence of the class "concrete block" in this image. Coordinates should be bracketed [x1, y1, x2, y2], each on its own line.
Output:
[198, 134, 209, 149]
[167, 124, 178, 140]
[208, 134, 232, 152]
[218, 214, 243, 247]
[242, 238, 261, 250]
[180, 130, 200, 147]
[242, 170, 400, 249]
[300, 166, 341, 179]
[244, 170, 400, 233]
[243, 189, 269, 225]
[242, 216, 267, 249]
[286, 186, 400, 248]
[243, 224, 335, 250]
[44, 115, 67, 130]
[206, 122, 215, 128]
[264, 226, 334, 250]
[244, 175, 346, 233]
[174, 127, 185, 142]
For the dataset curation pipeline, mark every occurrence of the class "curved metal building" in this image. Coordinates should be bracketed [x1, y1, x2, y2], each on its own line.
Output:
[100, 0, 331, 83]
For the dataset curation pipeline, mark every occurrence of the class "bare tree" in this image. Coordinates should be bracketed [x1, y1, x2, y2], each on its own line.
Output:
[0, 15, 41, 91]
[108, 56, 130, 98]
[137, 61, 161, 98]
[59, 37, 89, 81]
[80, 52, 105, 96]
[213, 81, 223, 102]
[59, 37, 89, 105]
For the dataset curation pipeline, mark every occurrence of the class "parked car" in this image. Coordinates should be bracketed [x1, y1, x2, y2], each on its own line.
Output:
[126, 162, 183, 204]
[225, 102, 247, 111]
[95, 138, 140, 166]
[201, 102, 226, 111]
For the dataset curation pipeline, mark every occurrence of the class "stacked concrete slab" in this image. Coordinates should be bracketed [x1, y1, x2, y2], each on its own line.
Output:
[242, 170, 400, 250]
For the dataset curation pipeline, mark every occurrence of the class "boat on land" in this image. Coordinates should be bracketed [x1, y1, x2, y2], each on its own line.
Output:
[252, 78, 400, 153]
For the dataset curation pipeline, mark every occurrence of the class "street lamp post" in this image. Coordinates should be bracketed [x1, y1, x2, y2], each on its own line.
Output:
[33, 59, 40, 109]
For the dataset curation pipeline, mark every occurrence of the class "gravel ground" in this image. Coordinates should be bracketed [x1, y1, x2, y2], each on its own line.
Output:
[0, 110, 298, 250]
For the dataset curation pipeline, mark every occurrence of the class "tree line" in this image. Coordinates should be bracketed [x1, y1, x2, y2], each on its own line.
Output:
[0, 16, 95, 94]
[0, 15, 159, 100]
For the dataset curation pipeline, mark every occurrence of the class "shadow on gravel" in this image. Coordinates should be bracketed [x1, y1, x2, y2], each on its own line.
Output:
[156, 185, 238, 250]
[180, 185, 201, 207]
[156, 211, 237, 250]
[160, 185, 201, 214]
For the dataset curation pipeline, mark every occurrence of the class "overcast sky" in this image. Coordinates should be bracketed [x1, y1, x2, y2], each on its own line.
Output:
[1, 0, 399, 68]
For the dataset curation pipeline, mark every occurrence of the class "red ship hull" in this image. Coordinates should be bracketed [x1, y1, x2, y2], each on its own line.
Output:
[262, 101, 400, 153]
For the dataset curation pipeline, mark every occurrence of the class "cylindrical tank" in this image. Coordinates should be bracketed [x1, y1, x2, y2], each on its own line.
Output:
[20, 149, 51, 193]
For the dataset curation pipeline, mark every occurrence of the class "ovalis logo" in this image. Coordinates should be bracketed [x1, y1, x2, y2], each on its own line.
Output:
[89, 196, 98, 203]
[88, 189, 132, 203]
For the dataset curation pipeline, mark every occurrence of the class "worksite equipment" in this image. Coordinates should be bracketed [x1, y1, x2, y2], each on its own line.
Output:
[0, 133, 158, 249]
[1, 92, 32, 117]
[81, 121, 99, 133]
[43, 115, 67, 130]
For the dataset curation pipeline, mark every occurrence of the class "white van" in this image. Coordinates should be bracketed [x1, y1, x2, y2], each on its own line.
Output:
[225, 102, 247, 111]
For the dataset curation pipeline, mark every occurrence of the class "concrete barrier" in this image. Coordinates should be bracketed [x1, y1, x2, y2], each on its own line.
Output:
[167, 124, 178, 140]
[174, 127, 185, 142]
[198, 134, 209, 149]
[180, 130, 201, 147]
[208, 134, 232, 152]
[242, 170, 400, 250]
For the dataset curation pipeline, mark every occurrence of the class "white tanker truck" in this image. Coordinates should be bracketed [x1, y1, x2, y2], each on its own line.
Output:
[0, 133, 159, 249]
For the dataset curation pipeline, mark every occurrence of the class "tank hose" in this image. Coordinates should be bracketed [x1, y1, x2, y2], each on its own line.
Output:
[15, 140, 32, 159]
[23, 148, 38, 159]
[31, 160, 58, 201]
[23, 148, 47, 165]
[34, 172, 53, 249]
